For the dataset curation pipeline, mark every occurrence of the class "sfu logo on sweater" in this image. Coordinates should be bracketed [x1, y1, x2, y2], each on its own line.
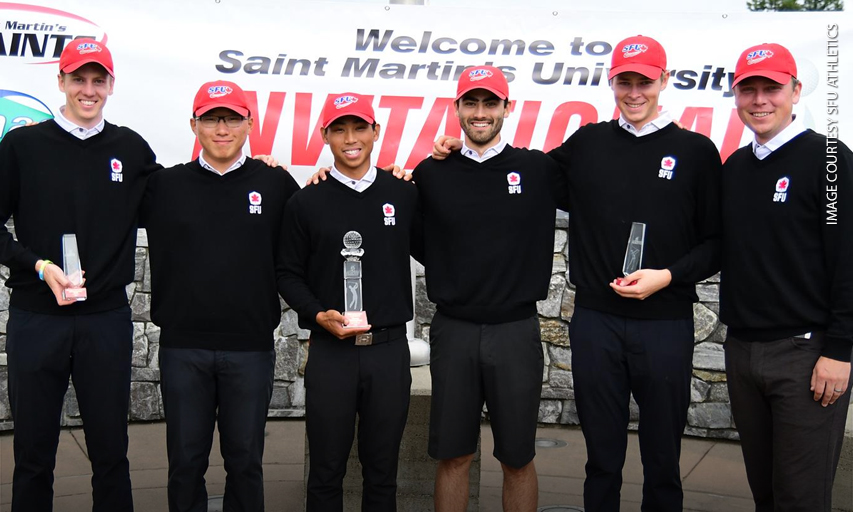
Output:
[658, 156, 676, 180]
[383, 203, 396, 226]
[109, 158, 123, 182]
[248, 191, 263, 214]
[507, 172, 522, 194]
[773, 177, 790, 203]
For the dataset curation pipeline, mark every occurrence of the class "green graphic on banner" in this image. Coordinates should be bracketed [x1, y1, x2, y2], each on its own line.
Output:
[0, 96, 55, 140]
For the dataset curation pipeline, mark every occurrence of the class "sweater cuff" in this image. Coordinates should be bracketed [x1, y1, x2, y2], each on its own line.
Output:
[821, 334, 853, 362]
[665, 263, 686, 285]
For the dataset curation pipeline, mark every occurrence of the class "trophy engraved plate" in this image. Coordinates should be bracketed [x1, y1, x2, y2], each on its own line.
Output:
[341, 231, 367, 329]
[61, 234, 87, 301]
[622, 222, 646, 278]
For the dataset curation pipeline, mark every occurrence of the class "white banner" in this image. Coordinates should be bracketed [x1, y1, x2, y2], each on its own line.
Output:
[1, 0, 849, 184]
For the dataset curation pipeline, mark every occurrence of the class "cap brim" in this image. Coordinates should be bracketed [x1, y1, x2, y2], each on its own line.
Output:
[455, 85, 508, 101]
[194, 103, 250, 117]
[61, 59, 115, 77]
[608, 63, 663, 80]
[732, 70, 793, 87]
[322, 112, 375, 129]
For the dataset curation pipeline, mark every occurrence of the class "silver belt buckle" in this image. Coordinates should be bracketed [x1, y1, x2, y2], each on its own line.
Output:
[355, 333, 373, 346]
[795, 332, 812, 339]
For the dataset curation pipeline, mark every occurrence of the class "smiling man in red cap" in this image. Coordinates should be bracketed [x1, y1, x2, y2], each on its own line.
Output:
[278, 92, 418, 511]
[141, 80, 299, 512]
[433, 36, 722, 512]
[721, 43, 853, 512]
[0, 39, 158, 511]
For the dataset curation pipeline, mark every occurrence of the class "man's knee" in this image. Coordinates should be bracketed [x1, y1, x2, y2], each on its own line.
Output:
[438, 453, 475, 472]
[500, 460, 534, 477]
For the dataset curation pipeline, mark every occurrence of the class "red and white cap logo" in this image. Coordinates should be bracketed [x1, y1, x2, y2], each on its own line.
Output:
[661, 156, 676, 171]
[110, 158, 123, 173]
[775, 177, 790, 192]
[249, 191, 262, 205]
[383, 203, 395, 217]
[507, 172, 521, 185]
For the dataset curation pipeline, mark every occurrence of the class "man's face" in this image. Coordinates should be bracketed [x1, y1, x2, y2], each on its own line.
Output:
[322, 116, 380, 176]
[455, 89, 509, 149]
[191, 107, 253, 166]
[57, 63, 114, 129]
[734, 76, 801, 145]
[611, 71, 668, 130]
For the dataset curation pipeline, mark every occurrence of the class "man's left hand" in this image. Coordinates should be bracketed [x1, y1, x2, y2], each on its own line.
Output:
[253, 154, 284, 168]
[609, 269, 672, 300]
[811, 356, 851, 407]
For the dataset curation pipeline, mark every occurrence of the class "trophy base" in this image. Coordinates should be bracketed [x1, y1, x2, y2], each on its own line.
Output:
[62, 287, 87, 301]
[343, 311, 368, 328]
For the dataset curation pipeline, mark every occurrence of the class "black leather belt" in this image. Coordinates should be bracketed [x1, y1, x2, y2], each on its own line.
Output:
[353, 325, 406, 346]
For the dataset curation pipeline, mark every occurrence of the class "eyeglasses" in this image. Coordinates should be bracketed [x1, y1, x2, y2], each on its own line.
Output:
[195, 115, 247, 128]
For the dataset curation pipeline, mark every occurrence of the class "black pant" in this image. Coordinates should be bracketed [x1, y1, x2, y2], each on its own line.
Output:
[726, 334, 852, 512]
[6, 306, 133, 512]
[159, 347, 275, 512]
[305, 331, 411, 512]
[570, 306, 694, 512]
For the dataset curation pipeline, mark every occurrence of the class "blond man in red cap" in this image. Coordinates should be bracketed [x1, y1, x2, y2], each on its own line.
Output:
[278, 93, 418, 511]
[721, 43, 853, 512]
[140, 80, 299, 512]
[0, 39, 158, 511]
[433, 36, 722, 512]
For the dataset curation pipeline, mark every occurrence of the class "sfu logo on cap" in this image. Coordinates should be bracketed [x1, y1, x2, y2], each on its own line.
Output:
[746, 50, 774, 66]
[76, 42, 102, 55]
[622, 43, 648, 58]
[469, 68, 493, 82]
[208, 85, 233, 98]
[334, 95, 358, 109]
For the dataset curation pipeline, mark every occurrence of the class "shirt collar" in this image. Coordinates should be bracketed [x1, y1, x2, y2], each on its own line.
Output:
[199, 151, 247, 175]
[330, 165, 377, 192]
[751, 115, 806, 160]
[461, 136, 507, 163]
[54, 106, 105, 140]
[618, 111, 673, 137]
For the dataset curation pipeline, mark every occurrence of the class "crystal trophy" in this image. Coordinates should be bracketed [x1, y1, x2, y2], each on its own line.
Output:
[341, 231, 367, 328]
[62, 234, 87, 301]
[619, 222, 646, 285]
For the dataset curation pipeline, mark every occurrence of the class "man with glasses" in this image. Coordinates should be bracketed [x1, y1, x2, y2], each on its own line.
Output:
[141, 80, 299, 511]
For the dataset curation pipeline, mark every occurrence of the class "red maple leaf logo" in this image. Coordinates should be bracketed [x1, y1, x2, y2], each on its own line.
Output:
[112, 161, 120, 170]
[509, 174, 519, 183]
[384, 206, 393, 214]
[664, 158, 674, 167]
[779, 179, 788, 189]
[251, 194, 260, 202]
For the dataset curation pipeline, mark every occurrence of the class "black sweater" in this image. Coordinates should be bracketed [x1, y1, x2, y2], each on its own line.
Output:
[720, 130, 853, 361]
[142, 159, 300, 351]
[412, 146, 561, 323]
[548, 120, 722, 320]
[278, 170, 417, 334]
[0, 120, 158, 314]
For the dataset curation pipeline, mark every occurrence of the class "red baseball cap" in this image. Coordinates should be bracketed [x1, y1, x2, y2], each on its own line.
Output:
[59, 38, 114, 77]
[732, 43, 797, 86]
[321, 93, 376, 128]
[456, 65, 509, 100]
[193, 81, 250, 117]
[608, 35, 667, 80]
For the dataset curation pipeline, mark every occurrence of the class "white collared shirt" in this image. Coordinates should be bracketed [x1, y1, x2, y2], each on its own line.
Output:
[54, 106, 104, 140]
[751, 116, 806, 160]
[618, 111, 673, 137]
[461, 137, 507, 163]
[330, 165, 377, 192]
[199, 152, 247, 175]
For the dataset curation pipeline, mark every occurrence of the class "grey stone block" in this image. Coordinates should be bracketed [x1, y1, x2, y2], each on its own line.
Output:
[0, 368, 9, 420]
[696, 284, 719, 303]
[709, 383, 731, 403]
[129, 382, 161, 420]
[555, 210, 569, 228]
[274, 335, 299, 382]
[289, 376, 306, 408]
[552, 253, 567, 274]
[560, 286, 576, 322]
[560, 399, 579, 425]
[693, 342, 725, 372]
[63, 384, 80, 418]
[269, 383, 291, 409]
[538, 399, 562, 423]
[131, 322, 148, 368]
[134, 248, 146, 281]
[279, 309, 299, 337]
[0, 282, 9, 310]
[540, 319, 569, 346]
[145, 323, 161, 344]
[141, 254, 151, 292]
[541, 385, 574, 400]
[548, 368, 573, 390]
[687, 402, 733, 429]
[548, 344, 571, 371]
[537, 274, 566, 318]
[415, 277, 437, 323]
[693, 303, 718, 342]
[0, 310, 8, 334]
[130, 292, 151, 322]
[136, 228, 148, 247]
[691, 377, 711, 402]
[131, 368, 160, 382]
[553, 229, 567, 253]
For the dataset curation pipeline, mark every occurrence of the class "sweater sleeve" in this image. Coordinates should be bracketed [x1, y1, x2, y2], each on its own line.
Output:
[0, 132, 40, 272]
[665, 142, 722, 285]
[546, 135, 575, 212]
[277, 196, 325, 331]
[821, 141, 853, 361]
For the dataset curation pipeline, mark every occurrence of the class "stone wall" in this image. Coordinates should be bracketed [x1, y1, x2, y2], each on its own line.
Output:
[412, 211, 737, 439]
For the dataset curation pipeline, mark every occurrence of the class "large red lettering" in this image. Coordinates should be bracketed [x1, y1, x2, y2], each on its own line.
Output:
[512, 101, 541, 149]
[720, 108, 746, 162]
[404, 97, 460, 169]
[377, 96, 423, 168]
[544, 102, 598, 153]
[678, 107, 713, 138]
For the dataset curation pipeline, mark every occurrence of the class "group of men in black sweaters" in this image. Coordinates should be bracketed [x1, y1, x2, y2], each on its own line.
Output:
[0, 32, 850, 512]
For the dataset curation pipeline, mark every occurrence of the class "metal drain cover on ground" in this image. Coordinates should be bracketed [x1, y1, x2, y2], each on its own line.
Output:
[537, 506, 584, 512]
[208, 495, 224, 511]
[534, 437, 568, 448]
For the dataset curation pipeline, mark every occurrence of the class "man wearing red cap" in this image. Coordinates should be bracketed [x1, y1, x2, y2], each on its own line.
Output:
[0, 39, 158, 511]
[141, 80, 299, 512]
[721, 43, 853, 512]
[278, 92, 417, 511]
[433, 36, 721, 512]
[416, 66, 565, 512]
